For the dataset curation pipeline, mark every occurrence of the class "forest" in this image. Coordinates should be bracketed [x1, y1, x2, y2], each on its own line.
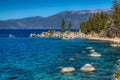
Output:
[80, 0, 120, 38]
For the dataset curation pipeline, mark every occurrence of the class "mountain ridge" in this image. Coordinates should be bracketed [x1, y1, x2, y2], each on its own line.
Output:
[0, 9, 111, 29]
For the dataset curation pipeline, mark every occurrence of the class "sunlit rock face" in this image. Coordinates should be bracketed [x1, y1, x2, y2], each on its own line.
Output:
[80, 64, 95, 72]
[89, 52, 101, 58]
[60, 67, 75, 73]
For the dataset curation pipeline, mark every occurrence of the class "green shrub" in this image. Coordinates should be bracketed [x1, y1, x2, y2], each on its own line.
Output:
[115, 70, 120, 79]
[48, 30, 54, 35]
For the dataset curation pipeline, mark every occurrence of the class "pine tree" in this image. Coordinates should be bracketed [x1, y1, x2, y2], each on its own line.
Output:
[61, 19, 65, 32]
[80, 12, 109, 35]
[68, 21, 72, 30]
[107, 0, 120, 37]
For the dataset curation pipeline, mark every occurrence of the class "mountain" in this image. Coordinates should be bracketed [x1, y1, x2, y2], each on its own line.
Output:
[0, 9, 111, 29]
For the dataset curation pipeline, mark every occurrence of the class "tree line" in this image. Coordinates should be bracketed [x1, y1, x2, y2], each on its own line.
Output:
[61, 19, 73, 32]
[80, 0, 120, 38]
[61, 19, 79, 32]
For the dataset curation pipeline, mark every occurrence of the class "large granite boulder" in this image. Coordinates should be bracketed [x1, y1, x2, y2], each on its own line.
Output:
[89, 52, 101, 57]
[80, 64, 95, 72]
[60, 67, 75, 73]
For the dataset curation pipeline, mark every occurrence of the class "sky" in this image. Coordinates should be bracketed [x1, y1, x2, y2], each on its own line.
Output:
[0, 0, 113, 20]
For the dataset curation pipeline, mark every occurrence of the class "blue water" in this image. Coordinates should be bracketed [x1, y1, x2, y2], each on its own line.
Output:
[0, 29, 120, 80]
[0, 29, 78, 37]
[0, 29, 55, 37]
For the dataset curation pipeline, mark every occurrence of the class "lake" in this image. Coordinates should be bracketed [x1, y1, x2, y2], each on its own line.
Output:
[0, 29, 120, 80]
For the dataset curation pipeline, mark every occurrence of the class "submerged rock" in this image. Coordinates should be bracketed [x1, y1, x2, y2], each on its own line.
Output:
[57, 58, 65, 61]
[80, 64, 95, 72]
[68, 58, 75, 61]
[89, 52, 101, 57]
[86, 47, 93, 50]
[60, 67, 75, 73]
[82, 51, 86, 53]
[56, 66, 64, 69]
[76, 56, 81, 58]
[9, 76, 18, 80]
[90, 49, 95, 52]
[9, 34, 15, 38]
[111, 44, 120, 48]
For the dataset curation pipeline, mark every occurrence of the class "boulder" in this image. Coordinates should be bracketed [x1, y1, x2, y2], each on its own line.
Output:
[116, 78, 118, 80]
[89, 52, 101, 57]
[60, 67, 75, 73]
[80, 64, 95, 72]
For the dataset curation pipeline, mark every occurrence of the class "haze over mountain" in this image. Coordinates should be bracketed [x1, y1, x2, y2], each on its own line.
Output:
[0, 9, 111, 29]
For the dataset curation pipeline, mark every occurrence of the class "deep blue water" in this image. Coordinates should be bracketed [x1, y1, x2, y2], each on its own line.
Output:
[0, 29, 120, 80]
[0, 29, 58, 37]
[0, 29, 78, 37]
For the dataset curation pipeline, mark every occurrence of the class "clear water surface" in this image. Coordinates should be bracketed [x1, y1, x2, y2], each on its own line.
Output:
[0, 29, 120, 80]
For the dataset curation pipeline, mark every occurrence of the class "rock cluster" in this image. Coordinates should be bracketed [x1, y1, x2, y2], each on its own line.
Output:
[58, 46, 102, 74]
[60, 64, 95, 74]
[29, 31, 87, 40]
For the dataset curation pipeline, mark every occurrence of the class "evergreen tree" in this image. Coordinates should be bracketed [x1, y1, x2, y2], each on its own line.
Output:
[107, 0, 120, 37]
[61, 19, 65, 32]
[80, 12, 109, 34]
[68, 21, 72, 30]
[80, 0, 120, 37]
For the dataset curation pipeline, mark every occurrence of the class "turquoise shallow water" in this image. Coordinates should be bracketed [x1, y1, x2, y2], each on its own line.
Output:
[0, 37, 120, 80]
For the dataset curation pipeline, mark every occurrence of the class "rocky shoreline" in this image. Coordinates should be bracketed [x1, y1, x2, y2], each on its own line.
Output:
[29, 30, 120, 47]
[29, 30, 93, 39]
[29, 30, 120, 79]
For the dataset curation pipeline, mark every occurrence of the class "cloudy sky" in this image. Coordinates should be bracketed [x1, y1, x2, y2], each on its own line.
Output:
[0, 0, 113, 20]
